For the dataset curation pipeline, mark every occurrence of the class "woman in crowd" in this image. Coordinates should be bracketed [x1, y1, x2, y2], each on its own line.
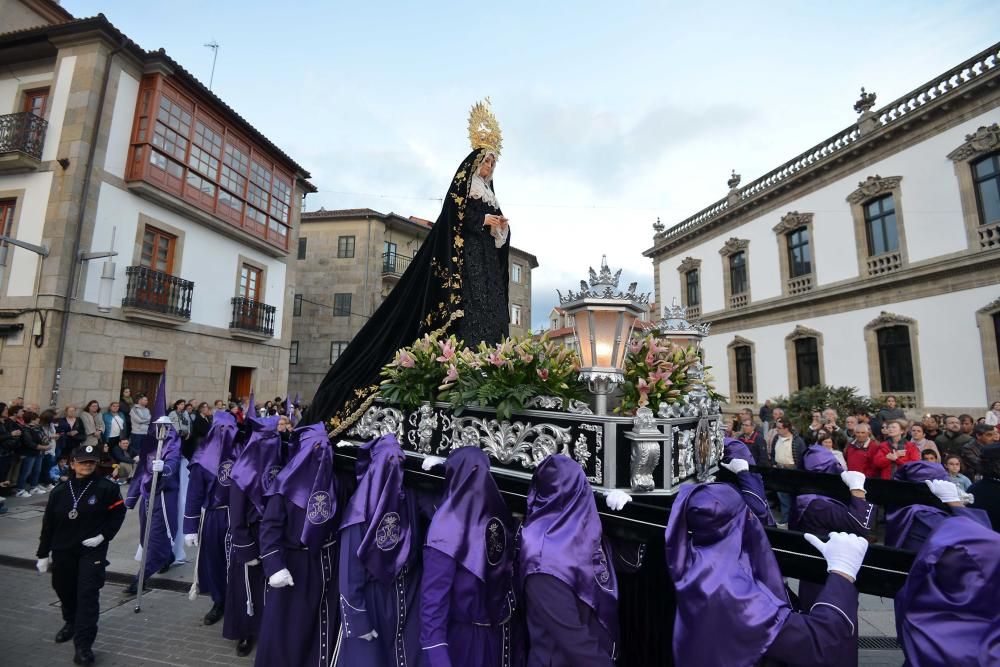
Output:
[168, 399, 192, 457]
[103, 402, 127, 453]
[908, 423, 938, 460]
[79, 400, 104, 449]
[0, 402, 20, 489]
[16, 411, 48, 497]
[871, 420, 921, 480]
[37, 409, 59, 490]
[816, 431, 847, 470]
[56, 405, 86, 460]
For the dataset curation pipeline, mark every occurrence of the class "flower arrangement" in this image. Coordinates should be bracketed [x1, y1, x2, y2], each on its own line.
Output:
[379, 332, 585, 420]
[615, 333, 721, 415]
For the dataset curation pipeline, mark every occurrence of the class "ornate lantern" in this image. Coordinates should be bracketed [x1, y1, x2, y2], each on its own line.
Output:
[655, 298, 711, 350]
[153, 415, 173, 441]
[559, 256, 649, 415]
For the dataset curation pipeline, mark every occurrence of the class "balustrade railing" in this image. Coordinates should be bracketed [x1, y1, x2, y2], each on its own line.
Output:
[787, 275, 814, 295]
[866, 251, 903, 277]
[230, 297, 276, 336]
[978, 220, 1000, 250]
[122, 266, 193, 319]
[0, 112, 47, 160]
[382, 252, 412, 275]
[729, 293, 749, 310]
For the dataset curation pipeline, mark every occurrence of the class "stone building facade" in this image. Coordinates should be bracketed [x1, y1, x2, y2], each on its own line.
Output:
[644, 42, 1000, 417]
[288, 208, 537, 400]
[0, 6, 313, 409]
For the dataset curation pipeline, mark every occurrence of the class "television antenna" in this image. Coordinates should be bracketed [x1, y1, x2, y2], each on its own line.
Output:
[205, 41, 220, 90]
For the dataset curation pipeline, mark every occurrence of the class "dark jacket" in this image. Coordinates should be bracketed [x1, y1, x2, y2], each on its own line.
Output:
[960, 440, 984, 480]
[935, 430, 973, 460]
[20, 424, 47, 456]
[770, 432, 807, 469]
[55, 418, 86, 455]
[0, 420, 20, 454]
[739, 431, 770, 467]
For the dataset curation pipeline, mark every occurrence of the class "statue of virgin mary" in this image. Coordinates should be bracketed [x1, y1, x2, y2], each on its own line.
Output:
[305, 99, 511, 434]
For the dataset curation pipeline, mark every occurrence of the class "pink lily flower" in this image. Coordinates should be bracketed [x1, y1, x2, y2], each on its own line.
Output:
[398, 350, 415, 368]
[488, 351, 504, 367]
[437, 340, 456, 363]
[637, 378, 650, 407]
[444, 363, 459, 383]
[537, 368, 549, 381]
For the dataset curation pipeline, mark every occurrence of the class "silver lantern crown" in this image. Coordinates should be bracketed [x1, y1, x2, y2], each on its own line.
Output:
[558, 256, 650, 415]
[655, 298, 711, 349]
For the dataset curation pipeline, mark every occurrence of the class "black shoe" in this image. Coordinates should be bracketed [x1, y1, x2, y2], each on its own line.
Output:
[236, 638, 254, 657]
[157, 554, 175, 574]
[54, 623, 74, 643]
[124, 581, 151, 596]
[203, 602, 224, 625]
[73, 647, 95, 665]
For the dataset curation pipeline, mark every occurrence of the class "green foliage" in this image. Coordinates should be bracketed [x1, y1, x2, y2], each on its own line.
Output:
[770, 385, 884, 434]
[380, 332, 585, 421]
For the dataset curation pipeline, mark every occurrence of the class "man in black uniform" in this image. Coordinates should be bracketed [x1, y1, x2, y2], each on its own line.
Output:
[36, 444, 127, 665]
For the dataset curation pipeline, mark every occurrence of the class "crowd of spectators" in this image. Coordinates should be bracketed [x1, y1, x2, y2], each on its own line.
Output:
[730, 395, 1000, 530]
[0, 391, 303, 514]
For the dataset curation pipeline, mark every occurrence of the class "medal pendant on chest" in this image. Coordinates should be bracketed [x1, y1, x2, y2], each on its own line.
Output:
[67, 479, 95, 521]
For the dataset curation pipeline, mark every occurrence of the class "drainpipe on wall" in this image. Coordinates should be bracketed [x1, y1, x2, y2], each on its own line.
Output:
[49, 40, 124, 408]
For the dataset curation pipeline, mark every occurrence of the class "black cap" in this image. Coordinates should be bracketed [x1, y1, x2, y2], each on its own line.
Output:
[982, 443, 1000, 462]
[71, 445, 100, 462]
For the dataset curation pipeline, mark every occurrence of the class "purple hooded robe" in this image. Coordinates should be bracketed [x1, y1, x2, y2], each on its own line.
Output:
[255, 424, 341, 667]
[666, 482, 861, 667]
[182, 410, 238, 605]
[518, 454, 619, 667]
[895, 516, 1000, 666]
[724, 437, 774, 526]
[333, 434, 424, 667]
[420, 446, 521, 667]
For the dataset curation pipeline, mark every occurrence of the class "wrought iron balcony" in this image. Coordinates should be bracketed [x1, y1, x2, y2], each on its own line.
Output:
[230, 297, 276, 338]
[382, 252, 412, 277]
[0, 112, 47, 170]
[122, 265, 193, 322]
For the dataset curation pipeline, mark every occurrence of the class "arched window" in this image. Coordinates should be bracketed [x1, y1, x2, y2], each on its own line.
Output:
[794, 337, 821, 390]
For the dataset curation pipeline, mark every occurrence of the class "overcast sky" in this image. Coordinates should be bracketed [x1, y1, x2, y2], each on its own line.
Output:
[67, 0, 1000, 330]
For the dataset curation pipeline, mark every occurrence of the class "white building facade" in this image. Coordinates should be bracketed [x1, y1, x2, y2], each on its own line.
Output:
[645, 43, 1000, 417]
[0, 9, 313, 407]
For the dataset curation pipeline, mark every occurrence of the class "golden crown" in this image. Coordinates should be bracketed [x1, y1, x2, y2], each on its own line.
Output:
[468, 97, 502, 156]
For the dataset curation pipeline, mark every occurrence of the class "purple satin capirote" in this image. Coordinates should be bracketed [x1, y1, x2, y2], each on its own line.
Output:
[665, 483, 792, 667]
[518, 454, 619, 643]
[230, 415, 281, 514]
[189, 410, 238, 476]
[724, 437, 756, 466]
[340, 434, 411, 583]
[270, 423, 336, 549]
[892, 461, 947, 483]
[801, 444, 844, 474]
[426, 446, 514, 592]
[895, 516, 1000, 666]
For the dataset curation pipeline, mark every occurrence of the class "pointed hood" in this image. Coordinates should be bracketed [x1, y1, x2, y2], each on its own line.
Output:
[271, 423, 337, 549]
[231, 415, 282, 514]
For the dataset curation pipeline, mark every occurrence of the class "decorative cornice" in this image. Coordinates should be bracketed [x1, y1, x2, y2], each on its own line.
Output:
[677, 256, 702, 273]
[976, 296, 1000, 315]
[846, 175, 902, 205]
[718, 237, 749, 257]
[785, 324, 822, 341]
[947, 123, 1000, 163]
[773, 211, 814, 235]
[865, 311, 916, 330]
[727, 335, 755, 349]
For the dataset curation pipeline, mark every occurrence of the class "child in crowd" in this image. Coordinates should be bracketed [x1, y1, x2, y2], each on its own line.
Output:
[944, 454, 971, 491]
[48, 456, 70, 484]
[921, 449, 939, 463]
[817, 432, 847, 470]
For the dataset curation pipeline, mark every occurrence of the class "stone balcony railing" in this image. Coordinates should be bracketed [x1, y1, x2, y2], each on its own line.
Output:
[729, 293, 749, 309]
[978, 220, 1000, 250]
[787, 274, 813, 295]
[866, 250, 903, 277]
[734, 392, 756, 406]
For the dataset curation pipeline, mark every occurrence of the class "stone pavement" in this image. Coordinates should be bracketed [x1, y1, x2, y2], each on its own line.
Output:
[0, 491, 904, 666]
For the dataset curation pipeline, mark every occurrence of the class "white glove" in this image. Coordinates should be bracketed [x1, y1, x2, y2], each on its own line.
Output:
[804, 532, 869, 581]
[925, 479, 961, 504]
[720, 458, 750, 474]
[151, 459, 165, 473]
[359, 630, 379, 642]
[82, 535, 104, 548]
[268, 568, 294, 588]
[184, 534, 199, 547]
[36, 557, 49, 574]
[421, 456, 446, 471]
[605, 490, 632, 511]
[840, 471, 867, 492]
[246, 559, 260, 567]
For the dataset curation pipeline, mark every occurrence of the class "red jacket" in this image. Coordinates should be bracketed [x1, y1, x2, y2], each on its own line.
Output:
[870, 440, 922, 480]
[844, 438, 877, 477]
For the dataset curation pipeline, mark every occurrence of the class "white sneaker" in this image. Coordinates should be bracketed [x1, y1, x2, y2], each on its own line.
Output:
[15, 489, 31, 498]
[31, 486, 48, 495]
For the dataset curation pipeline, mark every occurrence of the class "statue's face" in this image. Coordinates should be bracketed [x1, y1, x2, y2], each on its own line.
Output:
[478, 153, 495, 180]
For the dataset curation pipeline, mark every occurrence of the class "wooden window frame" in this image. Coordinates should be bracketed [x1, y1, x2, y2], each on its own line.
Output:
[333, 293, 352, 317]
[727, 336, 757, 407]
[863, 311, 922, 411]
[22, 87, 50, 117]
[140, 226, 177, 274]
[718, 238, 751, 310]
[947, 123, 1000, 251]
[126, 74, 295, 251]
[511, 262, 523, 284]
[773, 212, 816, 296]
[337, 235, 356, 258]
[847, 175, 908, 278]
[238, 263, 263, 303]
[0, 194, 24, 295]
[511, 304, 523, 327]
[784, 325, 825, 392]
